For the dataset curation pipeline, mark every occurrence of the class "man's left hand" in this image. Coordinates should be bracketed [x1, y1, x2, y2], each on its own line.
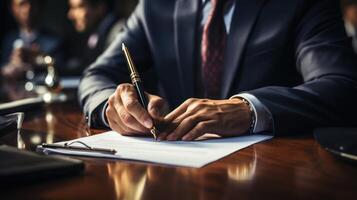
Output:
[159, 98, 252, 141]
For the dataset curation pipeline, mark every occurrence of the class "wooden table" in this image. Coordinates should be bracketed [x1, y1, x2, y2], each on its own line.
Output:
[0, 86, 356, 200]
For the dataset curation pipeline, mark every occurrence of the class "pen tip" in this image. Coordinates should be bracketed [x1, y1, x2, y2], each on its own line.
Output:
[122, 43, 125, 50]
[150, 127, 158, 141]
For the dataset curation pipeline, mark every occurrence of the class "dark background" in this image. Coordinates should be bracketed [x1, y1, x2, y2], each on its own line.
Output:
[0, 0, 138, 60]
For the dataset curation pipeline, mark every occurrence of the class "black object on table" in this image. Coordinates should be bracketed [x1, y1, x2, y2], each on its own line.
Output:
[0, 145, 84, 186]
[314, 127, 357, 163]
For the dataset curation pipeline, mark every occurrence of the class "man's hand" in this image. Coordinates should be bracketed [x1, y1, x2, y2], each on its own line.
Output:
[106, 83, 168, 136]
[159, 98, 252, 141]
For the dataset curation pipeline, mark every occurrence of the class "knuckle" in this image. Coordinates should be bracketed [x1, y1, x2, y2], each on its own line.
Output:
[152, 97, 164, 106]
[196, 121, 208, 130]
[193, 101, 202, 108]
[118, 83, 128, 89]
[138, 113, 149, 122]
[185, 98, 197, 104]
[117, 84, 125, 91]
[124, 99, 138, 110]
[188, 101, 203, 111]
[117, 83, 133, 93]
[105, 106, 112, 117]
[108, 94, 115, 105]
[202, 98, 209, 102]
[120, 112, 134, 125]
[186, 116, 198, 124]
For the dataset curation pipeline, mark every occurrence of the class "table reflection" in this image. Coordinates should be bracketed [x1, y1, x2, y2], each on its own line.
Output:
[227, 149, 257, 182]
[107, 163, 148, 200]
[105, 147, 257, 200]
[15, 129, 47, 151]
[45, 108, 55, 144]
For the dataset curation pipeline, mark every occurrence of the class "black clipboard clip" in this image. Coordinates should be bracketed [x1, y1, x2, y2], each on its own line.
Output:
[40, 141, 117, 155]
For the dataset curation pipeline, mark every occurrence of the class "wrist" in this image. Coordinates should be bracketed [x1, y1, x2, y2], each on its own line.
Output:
[231, 97, 255, 134]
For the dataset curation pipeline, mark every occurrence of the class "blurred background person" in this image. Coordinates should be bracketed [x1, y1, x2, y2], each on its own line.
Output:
[63, 0, 126, 76]
[341, 0, 357, 52]
[0, 0, 62, 80]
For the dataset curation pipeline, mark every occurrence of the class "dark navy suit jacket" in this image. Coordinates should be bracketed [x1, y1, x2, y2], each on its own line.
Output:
[79, 0, 357, 135]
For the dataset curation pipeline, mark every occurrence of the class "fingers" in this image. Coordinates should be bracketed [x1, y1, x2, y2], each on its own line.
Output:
[105, 102, 140, 135]
[118, 84, 153, 128]
[116, 104, 148, 133]
[182, 121, 214, 141]
[164, 118, 213, 141]
[106, 83, 151, 135]
[147, 94, 168, 118]
[161, 98, 209, 140]
[164, 98, 198, 122]
[166, 116, 200, 141]
[161, 98, 224, 141]
[106, 83, 170, 136]
[106, 94, 147, 134]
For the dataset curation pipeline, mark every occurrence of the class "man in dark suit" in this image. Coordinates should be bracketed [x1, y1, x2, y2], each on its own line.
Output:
[79, 0, 357, 140]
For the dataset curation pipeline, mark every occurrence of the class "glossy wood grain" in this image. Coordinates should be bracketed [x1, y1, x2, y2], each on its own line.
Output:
[0, 87, 356, 200]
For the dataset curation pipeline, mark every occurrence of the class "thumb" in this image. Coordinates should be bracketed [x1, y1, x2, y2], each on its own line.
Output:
[147, 94, 168, 118]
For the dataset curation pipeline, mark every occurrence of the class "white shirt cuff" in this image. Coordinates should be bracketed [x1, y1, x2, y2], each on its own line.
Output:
[100, 101, 110, 127]
[231, 93, 273, 133]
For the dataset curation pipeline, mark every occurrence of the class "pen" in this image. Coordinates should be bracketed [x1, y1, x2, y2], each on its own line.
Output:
[41, 143, 117, 155]
[122, 43, 158, 140]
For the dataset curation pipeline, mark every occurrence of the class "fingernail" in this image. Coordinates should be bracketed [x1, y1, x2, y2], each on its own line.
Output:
[144, 119, 153, 128]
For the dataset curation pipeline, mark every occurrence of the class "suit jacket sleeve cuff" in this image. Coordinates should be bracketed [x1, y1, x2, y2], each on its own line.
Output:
[85, 89, 115, 128]
[230, 93, 273, 134]
[100, 101, 110, 127]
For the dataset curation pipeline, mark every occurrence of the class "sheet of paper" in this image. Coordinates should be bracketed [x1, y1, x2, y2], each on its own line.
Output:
[41, 131, 272, 168]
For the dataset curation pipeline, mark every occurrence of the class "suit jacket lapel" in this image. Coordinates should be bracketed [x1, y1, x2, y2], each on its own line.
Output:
[221, 0, 267, 98]
[174, 0, 200, 99]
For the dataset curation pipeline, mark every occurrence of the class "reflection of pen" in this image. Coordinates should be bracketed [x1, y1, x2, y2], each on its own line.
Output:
[122, 43, 158, 141]
[41, 143, 117, 155]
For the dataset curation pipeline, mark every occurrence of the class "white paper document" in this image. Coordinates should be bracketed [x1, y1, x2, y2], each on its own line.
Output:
[40, 131, 272, 168]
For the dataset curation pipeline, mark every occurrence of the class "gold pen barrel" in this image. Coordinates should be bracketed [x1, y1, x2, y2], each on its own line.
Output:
[122, 43, 141, 84]
[122, 43, 159, 141]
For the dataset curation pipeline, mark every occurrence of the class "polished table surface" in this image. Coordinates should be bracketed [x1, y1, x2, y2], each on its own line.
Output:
[0, 83, 357, 200]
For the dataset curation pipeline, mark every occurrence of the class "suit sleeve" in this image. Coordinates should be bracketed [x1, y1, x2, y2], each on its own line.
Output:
[248, 0, 357, 135]
[78, 1, 154, 128]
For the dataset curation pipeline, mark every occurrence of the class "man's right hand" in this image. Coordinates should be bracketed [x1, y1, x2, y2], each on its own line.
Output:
[106, 83, 168, 136]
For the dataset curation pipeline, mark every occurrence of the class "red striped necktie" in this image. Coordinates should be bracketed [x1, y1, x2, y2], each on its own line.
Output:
[201, 0, 228, 99]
